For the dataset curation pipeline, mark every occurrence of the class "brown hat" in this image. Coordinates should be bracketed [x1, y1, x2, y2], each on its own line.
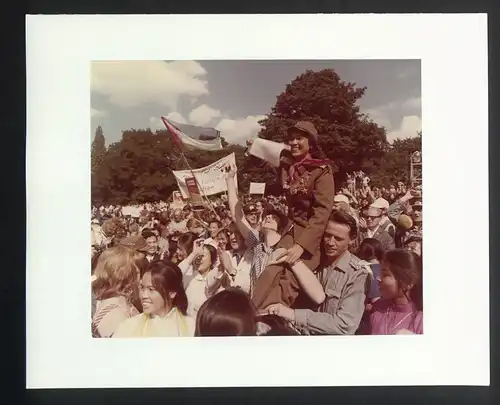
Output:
[288, 121, 318, 141]
[120, 235, 148, 252]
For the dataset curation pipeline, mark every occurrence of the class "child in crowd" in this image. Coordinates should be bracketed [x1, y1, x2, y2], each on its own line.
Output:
[368, 249, 423, 335]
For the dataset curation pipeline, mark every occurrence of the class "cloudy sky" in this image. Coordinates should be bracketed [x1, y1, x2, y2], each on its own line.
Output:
[91, 60, 421, 146]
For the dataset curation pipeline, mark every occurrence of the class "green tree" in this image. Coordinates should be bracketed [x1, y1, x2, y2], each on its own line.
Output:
[91, 125, 106, 174]
[368, 131, 422, 187]
[241, 69, 388, 191]
[92, 129, 179, 205]
[91, 128, 246, 205]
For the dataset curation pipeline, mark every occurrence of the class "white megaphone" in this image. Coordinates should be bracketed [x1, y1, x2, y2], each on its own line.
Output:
[247, 138, 292, 168]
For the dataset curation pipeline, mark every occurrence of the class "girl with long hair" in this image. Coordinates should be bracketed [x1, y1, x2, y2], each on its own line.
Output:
[113, 260, 194, 337]
[369, 249, 423, 335]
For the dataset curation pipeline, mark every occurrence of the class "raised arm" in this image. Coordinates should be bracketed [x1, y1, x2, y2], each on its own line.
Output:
[178, 239, 204, 275]
[388, 189, 414, 223]
[224, 164, 254, 240]
[205, 266, 227, 297]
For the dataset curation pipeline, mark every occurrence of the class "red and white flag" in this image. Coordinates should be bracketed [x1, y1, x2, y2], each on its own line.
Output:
[161, 117, 222, 151]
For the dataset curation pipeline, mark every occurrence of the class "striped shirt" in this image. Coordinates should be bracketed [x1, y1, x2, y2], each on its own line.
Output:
[246, 230, 276, 297]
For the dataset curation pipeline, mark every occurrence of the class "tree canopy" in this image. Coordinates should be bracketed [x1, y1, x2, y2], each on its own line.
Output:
[91, 126, 106, 175]
[367, 131, 422, 186]
[240, 69, 388, 187]
[91, 68, 421, 205]
[91, 128, 246, 206]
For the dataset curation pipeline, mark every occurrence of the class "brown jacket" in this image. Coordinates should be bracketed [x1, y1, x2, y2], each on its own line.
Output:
[284, 162, 335, 256]
[252, 161, 335, 310]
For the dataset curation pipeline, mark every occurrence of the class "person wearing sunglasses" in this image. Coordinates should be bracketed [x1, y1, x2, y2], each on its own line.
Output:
[358, 206, 395, 252]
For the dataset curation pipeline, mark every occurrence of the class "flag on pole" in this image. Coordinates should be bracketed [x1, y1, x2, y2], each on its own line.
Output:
[161, 117, 223, 151]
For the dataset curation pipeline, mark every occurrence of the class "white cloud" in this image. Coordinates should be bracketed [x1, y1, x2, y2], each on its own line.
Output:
[149, 112, 187, 130]
[402, 96, 421, 110]
[386, 115, 422, 142]
[363, 95, 422, 137]
[189, 104, 221, 126]
[364, 108, 392, 130]
[91, 60, 209, 109]
[91, 108, 108, 118]
[216, 115, 267, 145]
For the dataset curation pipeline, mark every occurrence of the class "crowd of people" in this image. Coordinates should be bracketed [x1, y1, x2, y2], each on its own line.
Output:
[91, 120, 423, 338]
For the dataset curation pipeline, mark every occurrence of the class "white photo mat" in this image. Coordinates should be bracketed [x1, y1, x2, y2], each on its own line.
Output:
[26, 14, 489, 388]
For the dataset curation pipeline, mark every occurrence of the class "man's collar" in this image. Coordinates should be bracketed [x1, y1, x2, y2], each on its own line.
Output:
[325, 250, 351, 273]
[232, 249, 244, 257]
[367, 224, 380, 236]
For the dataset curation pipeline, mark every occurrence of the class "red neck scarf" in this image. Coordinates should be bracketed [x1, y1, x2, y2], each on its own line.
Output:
[288, 153, 331, 179]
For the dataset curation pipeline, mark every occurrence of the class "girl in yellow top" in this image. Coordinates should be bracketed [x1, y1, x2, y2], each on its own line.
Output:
[113, 261, 195, 337]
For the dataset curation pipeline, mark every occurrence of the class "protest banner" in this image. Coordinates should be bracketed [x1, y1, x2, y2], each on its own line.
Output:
[173, 153, 238, 198]
[249, 182, 266, 195]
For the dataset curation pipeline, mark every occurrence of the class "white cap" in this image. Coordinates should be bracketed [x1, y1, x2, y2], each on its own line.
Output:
[370, 198, 389, 210]
[334, 194, 349, 204]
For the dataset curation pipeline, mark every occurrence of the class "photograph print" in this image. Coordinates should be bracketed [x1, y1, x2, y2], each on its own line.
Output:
[90, 59, 423, 338]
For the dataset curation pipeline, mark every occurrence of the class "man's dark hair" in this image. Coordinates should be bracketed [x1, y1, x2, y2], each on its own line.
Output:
[195, 288, 256, 336]
[209, 220, 222, 229]
[142, 229, 157, 240]
[357, 238, 384, 262]
[328, 210, 358, 240]
[262, 208, 288, 235]
[158, 214, 170, 227]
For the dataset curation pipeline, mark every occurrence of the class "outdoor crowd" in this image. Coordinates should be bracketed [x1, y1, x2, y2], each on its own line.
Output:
[91, 121, 423, 338]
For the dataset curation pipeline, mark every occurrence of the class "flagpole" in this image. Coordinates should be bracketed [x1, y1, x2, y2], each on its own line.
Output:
[179, 150, 220, 218]
[162, 116, 221, 221]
